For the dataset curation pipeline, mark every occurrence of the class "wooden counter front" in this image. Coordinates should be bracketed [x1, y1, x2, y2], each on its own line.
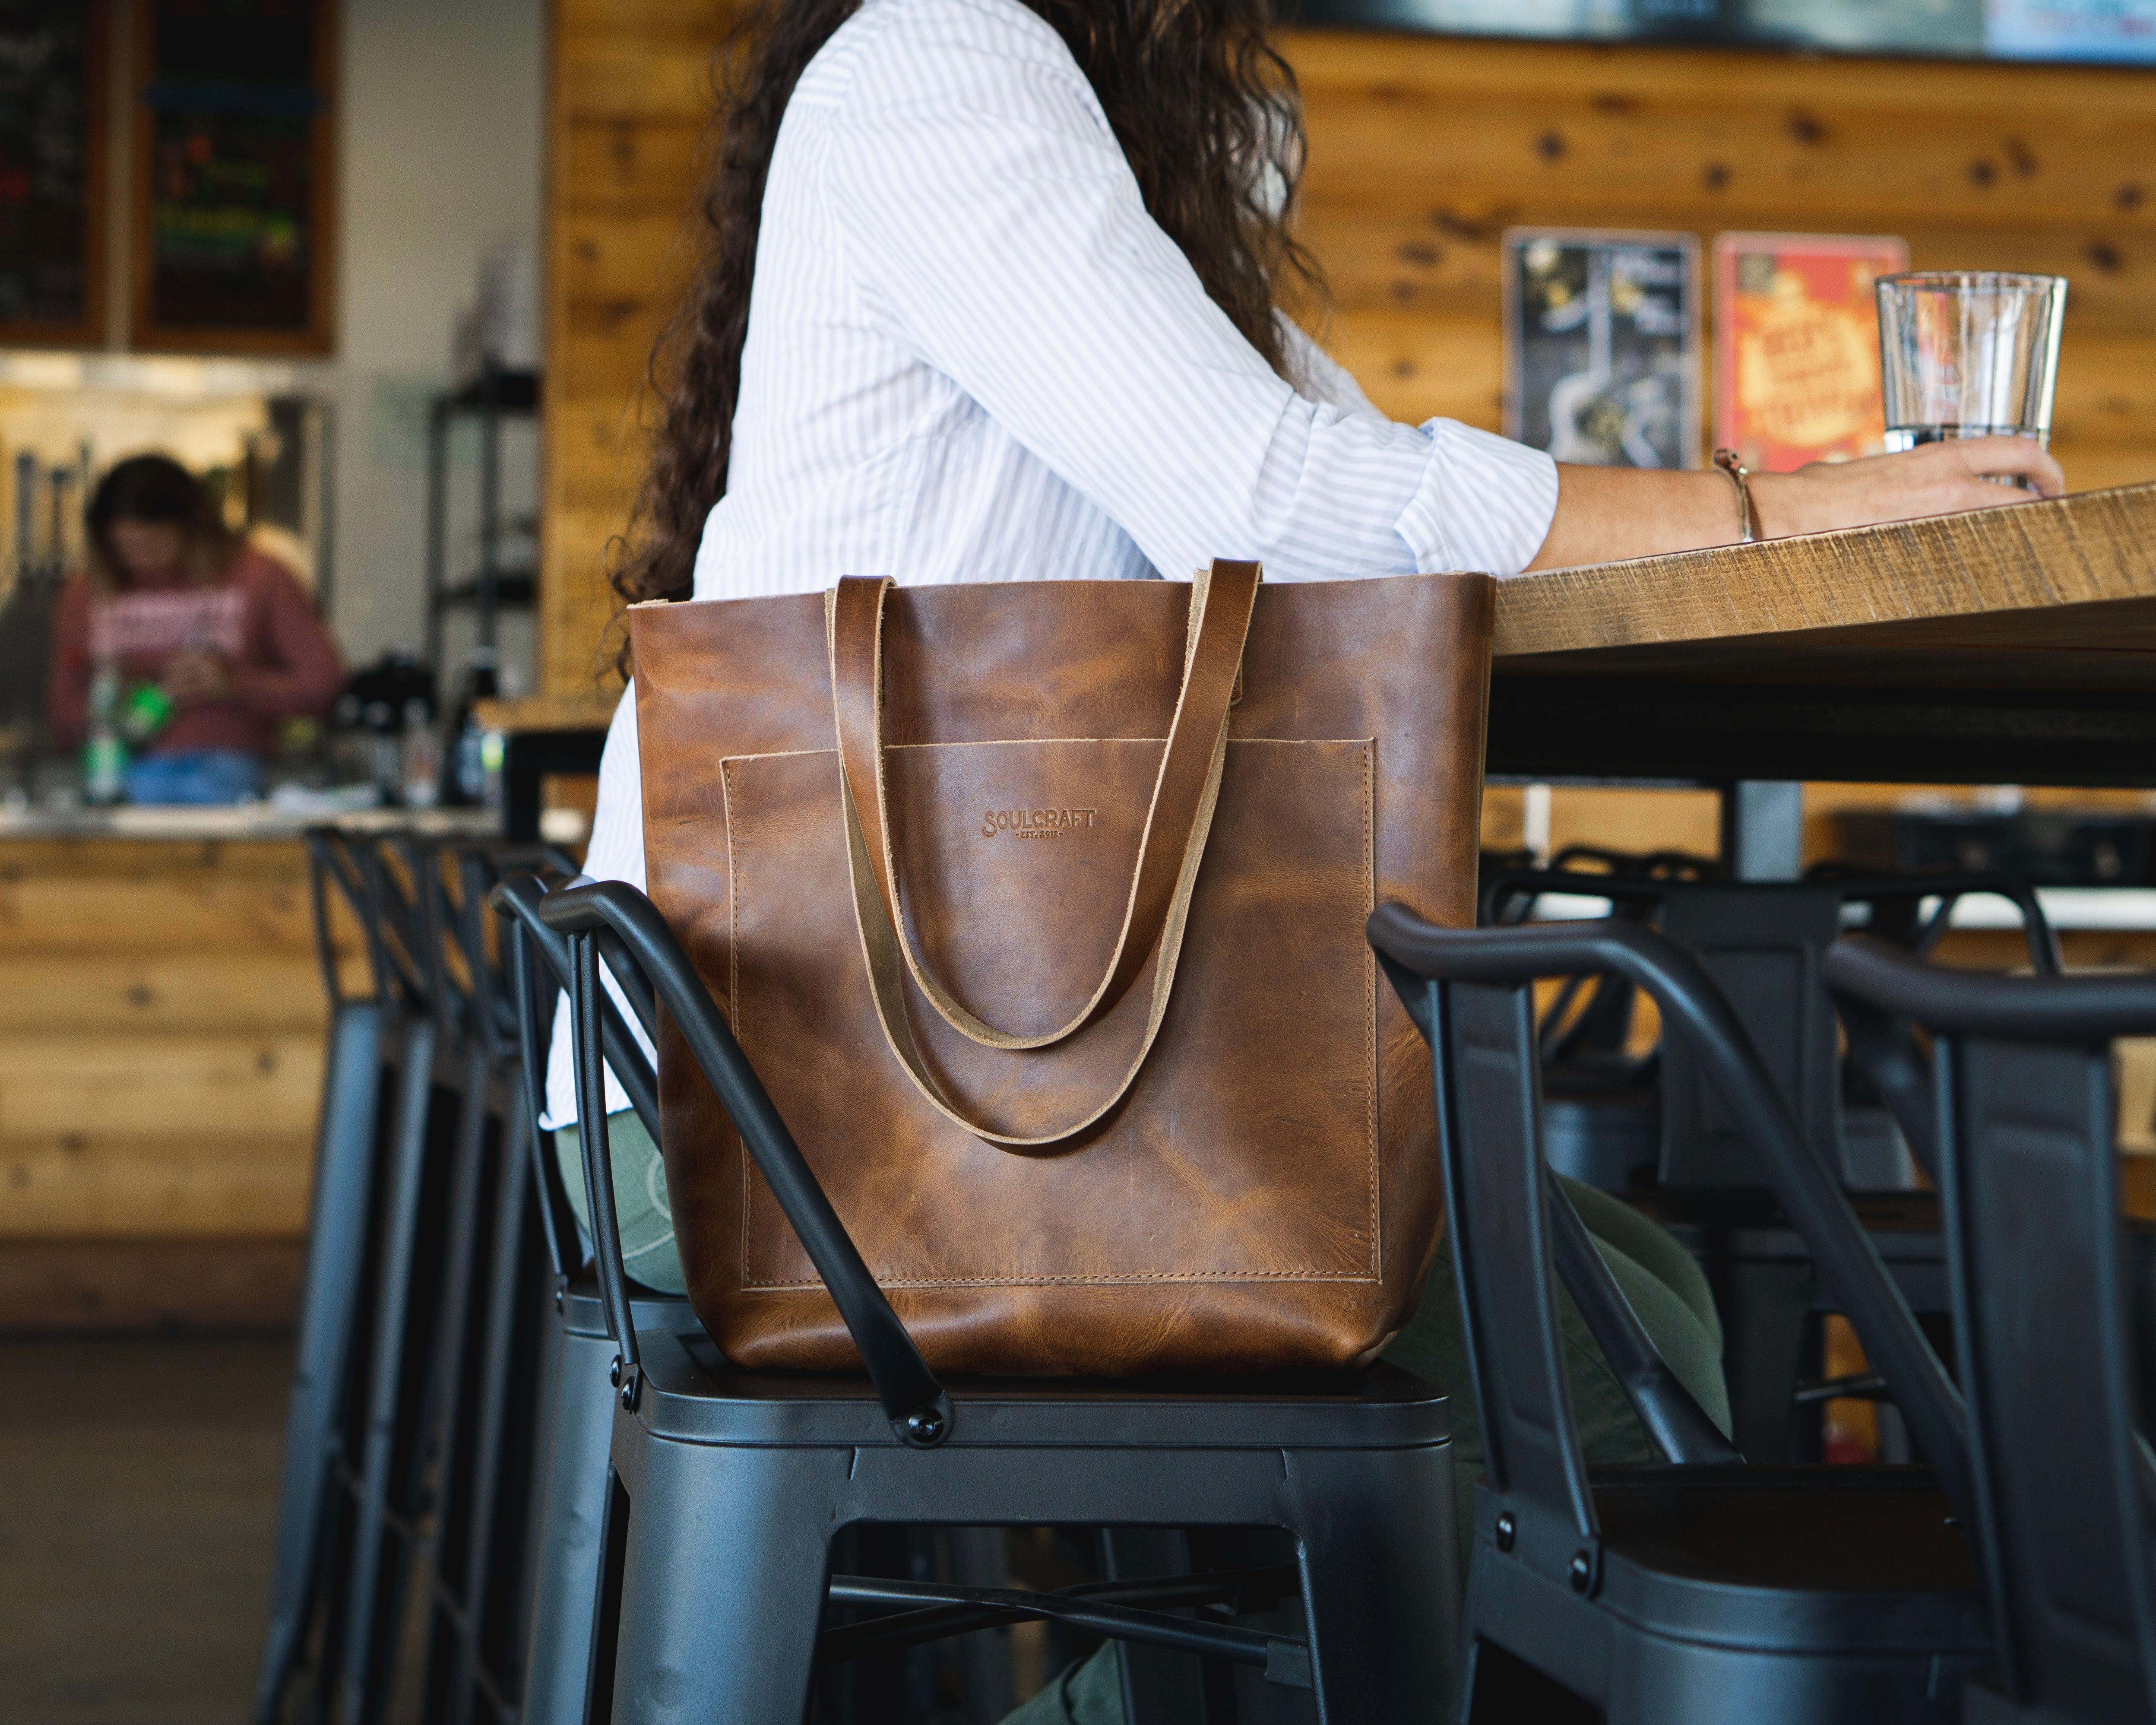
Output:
[0, 834, 357, 1327]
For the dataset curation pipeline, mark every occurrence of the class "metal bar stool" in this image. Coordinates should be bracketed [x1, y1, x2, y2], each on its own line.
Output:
[1824, 937, 2156, 1725]
[253, 828, 393, 1723]
[489, 873, 698, 1725]
[411, 841, 581, 1725]
[1369, 905, 1991, 1724]
[541, 880, 1460, 1725]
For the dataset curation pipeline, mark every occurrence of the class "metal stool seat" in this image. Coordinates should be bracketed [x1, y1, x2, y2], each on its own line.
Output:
[1476, 1467, 1981, 1712]
[541, 879, 1464, 1725]
[609, 1337, 1452, 1719]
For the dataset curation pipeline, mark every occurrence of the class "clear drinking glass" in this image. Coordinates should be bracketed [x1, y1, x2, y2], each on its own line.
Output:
[1876, 271, 2067, 486]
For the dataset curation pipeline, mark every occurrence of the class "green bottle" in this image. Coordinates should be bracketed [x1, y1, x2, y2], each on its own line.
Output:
[120, 681, 173, 745]
[83, 660, 127, 805]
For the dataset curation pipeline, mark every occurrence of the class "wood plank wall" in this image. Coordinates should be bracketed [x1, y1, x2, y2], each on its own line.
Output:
[0, 840, 335, 1325]
[1287, 33, 2156, 493]
[538, 22, 2156, 693]
[540, 0, 734, 696]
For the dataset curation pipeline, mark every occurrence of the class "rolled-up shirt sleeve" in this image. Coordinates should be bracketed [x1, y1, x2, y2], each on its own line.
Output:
[820, 7, 1558, 580]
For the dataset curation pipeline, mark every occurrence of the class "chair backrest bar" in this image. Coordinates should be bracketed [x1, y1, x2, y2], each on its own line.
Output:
[1370, 907, 1974, 1523]
[490, 872, 665, 1283]
[538, 881, 952, 1447]
[1478, 865, 2058, 1192]
[1420, 969, 1603, 1577]
[1824, 937, 2156, 1720]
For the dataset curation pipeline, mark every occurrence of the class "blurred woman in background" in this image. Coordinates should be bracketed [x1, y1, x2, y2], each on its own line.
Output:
[47, 453, 343, 806]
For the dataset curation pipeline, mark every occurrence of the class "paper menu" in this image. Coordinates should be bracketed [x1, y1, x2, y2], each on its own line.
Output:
[1712, 232, 1910, 472]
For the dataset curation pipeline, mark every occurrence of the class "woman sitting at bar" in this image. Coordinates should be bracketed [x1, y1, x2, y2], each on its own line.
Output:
[47, 454, 344, 807]
[548, 3, 2061, 1714]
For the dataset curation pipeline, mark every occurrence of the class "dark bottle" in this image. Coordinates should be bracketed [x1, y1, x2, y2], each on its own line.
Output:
[440, 649, 500, 808]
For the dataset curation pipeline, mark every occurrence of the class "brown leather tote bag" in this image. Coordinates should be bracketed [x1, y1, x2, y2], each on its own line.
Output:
[631, 561, 1494, 1376]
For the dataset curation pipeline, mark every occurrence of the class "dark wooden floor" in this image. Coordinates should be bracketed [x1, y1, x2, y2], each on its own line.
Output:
[0, 1334, 291, 1725]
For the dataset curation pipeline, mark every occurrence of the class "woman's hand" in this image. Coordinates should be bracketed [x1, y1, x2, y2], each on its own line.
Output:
[1524, 435, 2066, 573]
[164, 650, 233, 707]
[1750, 435, 2064, 539]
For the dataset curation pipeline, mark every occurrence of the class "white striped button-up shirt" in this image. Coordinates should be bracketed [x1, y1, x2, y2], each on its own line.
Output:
[544, 0, 1560, 1128]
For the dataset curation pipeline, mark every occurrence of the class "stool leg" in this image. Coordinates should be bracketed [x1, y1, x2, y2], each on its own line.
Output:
[605, 1441, 848, 1725]
[339, 1021, 450, 1725]
[253, 999, 383, 1724]
[437, 1098, 536, 1725]
[417, 1056, 503, 1725]
[1285, 1444, 1459, 1725]
[519, 1316, 624, 1725]
[1102, 1529, 1215, 1725]
[1719, 1259, 1813, 1463]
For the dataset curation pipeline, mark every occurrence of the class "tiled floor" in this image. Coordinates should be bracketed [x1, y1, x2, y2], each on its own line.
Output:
[0, 1334, 291, 1725]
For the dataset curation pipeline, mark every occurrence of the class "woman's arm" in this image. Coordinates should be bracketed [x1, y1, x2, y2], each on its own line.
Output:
[824, 6, 2061, 580]
[820, 9, 1555, 582]
[224, 558, 345, 719]
[1526, 436, 2065, 571]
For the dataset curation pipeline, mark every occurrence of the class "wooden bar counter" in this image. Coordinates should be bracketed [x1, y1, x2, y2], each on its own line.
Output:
[0, 806, 486, 1328]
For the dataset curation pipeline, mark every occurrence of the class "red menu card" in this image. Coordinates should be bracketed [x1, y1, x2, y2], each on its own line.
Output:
[1712, 233, 1910, 472]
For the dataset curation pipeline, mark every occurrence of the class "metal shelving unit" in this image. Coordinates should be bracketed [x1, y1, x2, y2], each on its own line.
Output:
[424, 362, 540, 672]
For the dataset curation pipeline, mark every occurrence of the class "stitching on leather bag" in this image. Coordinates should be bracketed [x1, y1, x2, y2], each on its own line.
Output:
[1363, 739, 1379, 1279]
[721, 755, 748, 1280]
[731, 737, 1383, 1291]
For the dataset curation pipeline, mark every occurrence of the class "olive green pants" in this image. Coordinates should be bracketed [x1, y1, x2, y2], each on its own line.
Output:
[552, 1114, 688, 1296]
[557, 1116, 1731, 1725]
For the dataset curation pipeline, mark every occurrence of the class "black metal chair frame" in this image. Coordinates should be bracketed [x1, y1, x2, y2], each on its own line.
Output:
[489, 873, 701, 1725]
[540, 879, 1464, 1725]
[1825, 937, 2156, 1725]
[254, 828, 391, 1723]
[1481, 863, 2062, 1464]
[1368, 904, 1991, 1724]
[253, 828, 572, 1725]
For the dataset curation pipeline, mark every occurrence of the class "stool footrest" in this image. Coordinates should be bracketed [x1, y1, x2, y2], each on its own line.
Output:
[822, 1566, 1311, 1686]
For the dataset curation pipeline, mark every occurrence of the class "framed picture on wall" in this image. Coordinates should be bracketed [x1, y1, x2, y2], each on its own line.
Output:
[0, 1, 109, 346]
[130, 0, 336, 354]
[1503, 228, 1701, 470]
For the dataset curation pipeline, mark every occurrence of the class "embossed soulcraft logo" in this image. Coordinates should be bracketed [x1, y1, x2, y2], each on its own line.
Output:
[981, 806, 1099, 840]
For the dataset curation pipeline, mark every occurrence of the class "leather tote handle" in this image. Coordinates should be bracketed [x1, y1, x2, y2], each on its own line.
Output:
[828, 560, 1260, 1149]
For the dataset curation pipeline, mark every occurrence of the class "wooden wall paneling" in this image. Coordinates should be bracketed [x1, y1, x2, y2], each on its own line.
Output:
[0, 954, 326, 1034]
[0, 1237, 308, 1329]
[0, 1135, 315, 1237]
[1282, 31, 2156, 501]
[0, 839, 349, 1248]
[541, 1, 737, 696]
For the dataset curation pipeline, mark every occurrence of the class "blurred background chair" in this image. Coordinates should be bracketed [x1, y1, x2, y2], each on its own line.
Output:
[253, 829, 572, 1725]
[1824, 938, 2156, 1725]
[1481, 854, 2061, 1465]
[1369, 904, 1990, 1724]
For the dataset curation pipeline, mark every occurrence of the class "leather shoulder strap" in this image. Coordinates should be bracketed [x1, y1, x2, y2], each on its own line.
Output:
[828, 561, 1259, 1147]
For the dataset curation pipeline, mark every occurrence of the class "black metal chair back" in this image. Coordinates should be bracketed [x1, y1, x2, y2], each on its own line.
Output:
[1824, 938, 2156, 1725]
[1371, 906, 1972, 1521]
[1370, 905, 1991, 1724]
[1479, 865, 2056, 1191]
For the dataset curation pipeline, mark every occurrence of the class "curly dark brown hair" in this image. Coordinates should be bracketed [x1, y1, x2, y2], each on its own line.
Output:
[607, 0, 1318, 662]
